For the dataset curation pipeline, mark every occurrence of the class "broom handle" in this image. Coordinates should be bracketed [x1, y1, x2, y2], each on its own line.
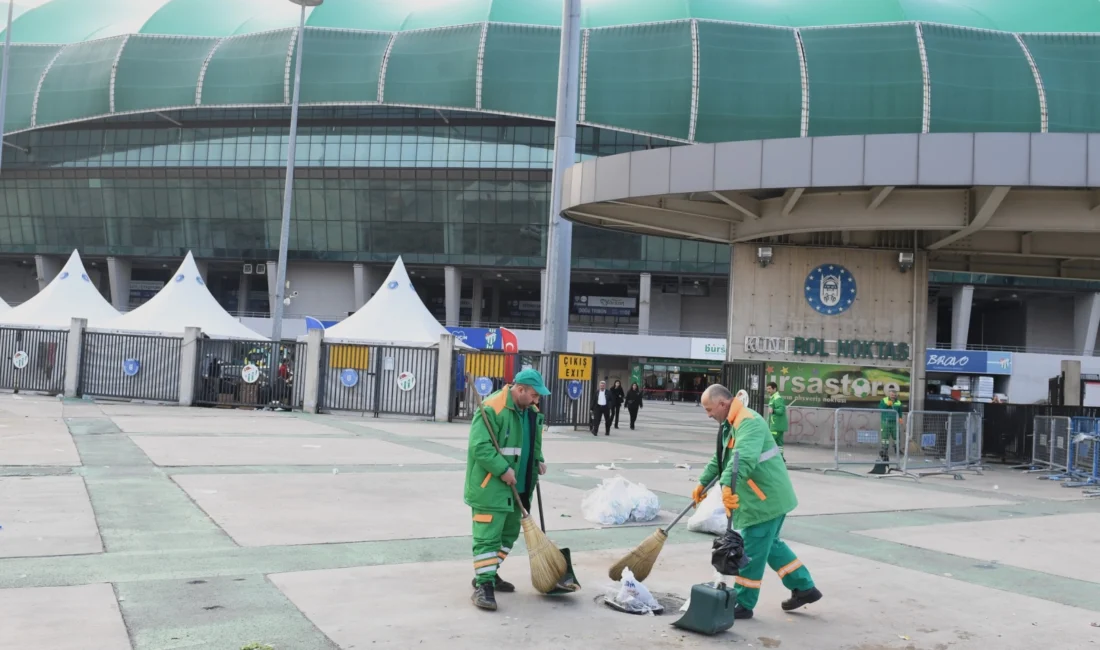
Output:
[536, 483, 547, 532]
[726, 452, 741, 533]
[479, 406, 531, 518]
[664, 476, 721, 533]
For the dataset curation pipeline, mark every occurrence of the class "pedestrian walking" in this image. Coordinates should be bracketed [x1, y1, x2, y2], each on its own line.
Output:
[625, 382, 643, 429]
[464, 368, 551, 611]
[590, 380, 613, 436]
[690, 384, 823, 620]
[610, 379, 625, 429]
[764, 382, 788, 460]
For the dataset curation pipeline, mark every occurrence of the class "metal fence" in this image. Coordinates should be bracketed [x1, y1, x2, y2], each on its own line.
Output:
[1026, 416, 1073, 474]
[79, 331, 182, 403]
[0, 327, 68, 395]
[319, 343, 437, 417]
[721, 360, 766, 414]
[825, 408, 907, 478]
[785, 407, 837, 447]
[194, 338, 306, 410]
[903, 411, 983, 479]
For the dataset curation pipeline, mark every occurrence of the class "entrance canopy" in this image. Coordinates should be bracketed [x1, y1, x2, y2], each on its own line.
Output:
[0, 250, 119, 328]
[101, 252, 264, 340]
[323, 257, 470, 348]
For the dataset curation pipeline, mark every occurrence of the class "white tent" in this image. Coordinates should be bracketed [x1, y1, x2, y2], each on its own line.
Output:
[0, 295, 9, 313]
[0, 250, 120, 328]
[323, 256, 468, 348]
[101, 252, 263, 340]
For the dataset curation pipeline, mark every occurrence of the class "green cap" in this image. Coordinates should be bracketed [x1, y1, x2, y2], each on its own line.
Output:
[514, 368, 551, 396]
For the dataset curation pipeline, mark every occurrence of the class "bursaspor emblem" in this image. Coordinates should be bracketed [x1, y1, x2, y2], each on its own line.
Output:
[805, 264, 856, 315]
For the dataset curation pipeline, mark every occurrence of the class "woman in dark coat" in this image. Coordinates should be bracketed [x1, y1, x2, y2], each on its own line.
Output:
[610, 380, 626, 429]
[624, 382, 643, 430]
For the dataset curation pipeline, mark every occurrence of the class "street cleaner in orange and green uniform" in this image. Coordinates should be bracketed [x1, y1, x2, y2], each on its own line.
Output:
[874, 388, 905, 473]
[691, 385, 822, 620]
[463, 368, 551, 612]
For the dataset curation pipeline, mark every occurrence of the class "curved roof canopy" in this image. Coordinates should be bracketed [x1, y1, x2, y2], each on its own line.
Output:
[3, 0, 1100, 142]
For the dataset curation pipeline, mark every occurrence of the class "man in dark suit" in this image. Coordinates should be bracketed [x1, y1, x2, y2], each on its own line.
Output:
[590, 380, 613, 436]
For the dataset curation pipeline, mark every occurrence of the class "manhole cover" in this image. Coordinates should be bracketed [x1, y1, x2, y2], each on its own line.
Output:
[595, 591, 686, 616]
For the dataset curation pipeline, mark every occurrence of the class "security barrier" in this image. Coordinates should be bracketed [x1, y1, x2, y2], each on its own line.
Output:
[0, 327, 67, 395]
[826, 408, 908, 478]
[194, 338, 306, 410]
[80, 331, 181, 403]
[319, 343, 437, 418]
[1026, 416, 1073, 474]
[903, 411, 983, 479]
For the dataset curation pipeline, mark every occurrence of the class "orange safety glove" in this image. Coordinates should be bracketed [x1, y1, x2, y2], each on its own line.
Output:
[721, 485, 740, 517]
[691, 483, 708, 505]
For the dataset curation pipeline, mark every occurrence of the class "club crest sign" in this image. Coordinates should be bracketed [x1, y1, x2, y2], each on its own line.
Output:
[805, 264, 857, 316]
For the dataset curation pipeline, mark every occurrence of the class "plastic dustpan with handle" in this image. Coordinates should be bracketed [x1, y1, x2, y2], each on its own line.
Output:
[671, 582, 736, 635]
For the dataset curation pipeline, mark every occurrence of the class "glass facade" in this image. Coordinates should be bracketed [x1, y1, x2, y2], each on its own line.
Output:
[0, 107, 729, 274]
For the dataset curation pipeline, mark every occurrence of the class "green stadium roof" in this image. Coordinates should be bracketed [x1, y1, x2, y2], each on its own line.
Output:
[2, 0, 1100, 141]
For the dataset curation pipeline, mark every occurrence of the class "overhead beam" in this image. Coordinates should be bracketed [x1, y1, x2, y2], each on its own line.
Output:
[154, 112, 183, 127]
[565, 206, 731, 243]
[709, 191, 759, 219]
[926, 186, 1011, 250]
[781, 187, 804, 217]
[867, 186, 894, 210]
[607, 197, 740, 222]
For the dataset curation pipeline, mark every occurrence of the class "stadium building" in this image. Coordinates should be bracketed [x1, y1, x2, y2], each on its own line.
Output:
[4, 0, 1100, 408]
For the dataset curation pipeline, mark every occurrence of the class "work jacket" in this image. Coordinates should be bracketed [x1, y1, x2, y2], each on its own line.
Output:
[463, 385, 545, 513]
[698, 398, 798, 529]
[767, 392, 788, 433]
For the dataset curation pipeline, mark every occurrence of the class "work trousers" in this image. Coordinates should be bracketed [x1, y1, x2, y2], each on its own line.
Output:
[733, 515, 815, 610]
[771, 429, 785, 455]
[471, 502, 523, 586]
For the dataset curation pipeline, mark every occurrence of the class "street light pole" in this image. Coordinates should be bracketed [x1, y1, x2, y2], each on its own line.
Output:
[270, 0, 320, 363]
[541, 0, 582, 355]
[0, 1, 16, 176]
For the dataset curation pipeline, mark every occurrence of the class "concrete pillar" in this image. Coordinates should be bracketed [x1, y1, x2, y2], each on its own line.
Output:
[725, 245, 737, 362]
[950, 284, 974, 350]
[910, 253, 930, 414]
[926, 293, 939, 349]
[194, 259, 209, 283]
[638, 272, 652, 335]
[266, 260, 278, 317]
[34, 255, 61, 292]
[353, 263, 368, 309]
[490, 284, 501, 322]
[471, 275, 484, 327]
[63, 317, 87, 398]
[435, 333, 456, 421]
[581, 340, 595, 355]
[303, 327, 324, 414]
[444, 266, 461, 327]
[1062, 359, 1082, 406]
[237, 272, 251, 315]
[178, 327, 202, 406]
[106, 257, 132, 312]
[1073, 292, 1100, 356]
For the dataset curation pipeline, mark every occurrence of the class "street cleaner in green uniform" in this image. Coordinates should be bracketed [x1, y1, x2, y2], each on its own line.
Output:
[691, 385, 822, 620]
[464, 368, 551, 612]
[874, 388, 905, 473]
[764, 382, 788, 460]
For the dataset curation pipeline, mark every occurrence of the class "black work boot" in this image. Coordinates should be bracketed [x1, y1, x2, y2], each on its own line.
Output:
[471, 582, 497, 611]
[781, 587, 823, 612]
[470, 575, 515, 593]
[734, 604, 754, 619]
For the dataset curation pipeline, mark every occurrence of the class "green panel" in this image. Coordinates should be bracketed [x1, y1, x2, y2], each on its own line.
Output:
[2, 45, 62, 133]
[802, 24, 923, 137]
[141, 0, 301, 37]
[695, 22, 801, 143]
[382, 26, 481, 109]
[114, 36, 218, 113]
[3, 0, 160, 44]
[1022, 34, 1100, 133]
[487, 0, 561, 26]
[584, 22, 693, 139]
[922, 24, 1040, 133]
[35, 37, 124, 127]
[481, 25, 559, 118]
[296, 29, 390, 104]
[201, 30, 294, 107]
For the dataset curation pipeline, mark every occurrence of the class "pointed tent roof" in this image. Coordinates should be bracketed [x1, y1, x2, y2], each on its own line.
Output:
[0, 250, 119, 328]
[0, 295, 9, 313]
[101, 252, 263, 340]
[323, 257, 467, 347]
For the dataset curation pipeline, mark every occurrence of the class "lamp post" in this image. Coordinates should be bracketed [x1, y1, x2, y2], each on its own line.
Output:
[270, 0, 321, 367]
[0, 1, 16, 175]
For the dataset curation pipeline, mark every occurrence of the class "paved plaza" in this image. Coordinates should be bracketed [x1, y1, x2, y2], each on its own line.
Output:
[1, 394, 1098, 649]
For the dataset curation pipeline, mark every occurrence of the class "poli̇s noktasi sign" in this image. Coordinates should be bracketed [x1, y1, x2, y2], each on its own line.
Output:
[925, 349, 1013, 375]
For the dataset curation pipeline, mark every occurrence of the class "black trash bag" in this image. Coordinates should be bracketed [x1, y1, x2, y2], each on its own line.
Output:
[710, 528, 751, 576]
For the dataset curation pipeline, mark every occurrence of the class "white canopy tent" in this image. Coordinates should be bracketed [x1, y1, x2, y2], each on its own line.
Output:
[0, 295, 9, 314]
[0, 250, 119, 328]
[322, 256, 469, 348]
[100, 252, 264, 340]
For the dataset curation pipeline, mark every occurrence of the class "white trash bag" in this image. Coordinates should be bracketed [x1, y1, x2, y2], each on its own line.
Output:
[686, 484, 727, 535]
[607, 567, 661, 614]
[581, 476, 661, 525]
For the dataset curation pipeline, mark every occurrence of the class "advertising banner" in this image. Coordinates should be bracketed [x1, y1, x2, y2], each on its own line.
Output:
[764, 362, 910, 407]
[925, 349, 1013, 375]
[572, 295, 636, 316]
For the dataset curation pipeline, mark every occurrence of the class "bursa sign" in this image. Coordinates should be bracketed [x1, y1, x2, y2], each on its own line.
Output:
[925, 349, 1013, 375]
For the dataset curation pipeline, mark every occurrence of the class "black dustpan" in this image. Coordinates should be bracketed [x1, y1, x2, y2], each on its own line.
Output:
[535, 483, 581, 596]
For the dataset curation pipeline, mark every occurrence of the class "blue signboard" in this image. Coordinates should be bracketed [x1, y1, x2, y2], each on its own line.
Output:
[566, 380, 584, 401]
[122, 359, 141, 377]
[805, 264, 857, 316]
[475, 377, 494, 397]
[340, 369, 359, 388]
[305, 316, 342, 331]
[925, 349, 1013, 375]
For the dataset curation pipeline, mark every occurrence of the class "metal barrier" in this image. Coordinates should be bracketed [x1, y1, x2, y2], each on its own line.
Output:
[546, 351, 597, 428]
[825, 408, 908, 478]
[451, 351, 545, 422]
[194, 338, 306, 409]
[79, 331, 182, 403]
[903, 411, 984, 479]
[319, 343, 437, 417]
[786, 407, 837, 447]
[1025, 416, 1072, 474]
[0, 327, 68, 395]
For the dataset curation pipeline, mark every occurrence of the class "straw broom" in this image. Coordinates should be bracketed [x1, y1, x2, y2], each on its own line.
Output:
[609, 476, 720, 582]
[479, 409, 568, 594]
